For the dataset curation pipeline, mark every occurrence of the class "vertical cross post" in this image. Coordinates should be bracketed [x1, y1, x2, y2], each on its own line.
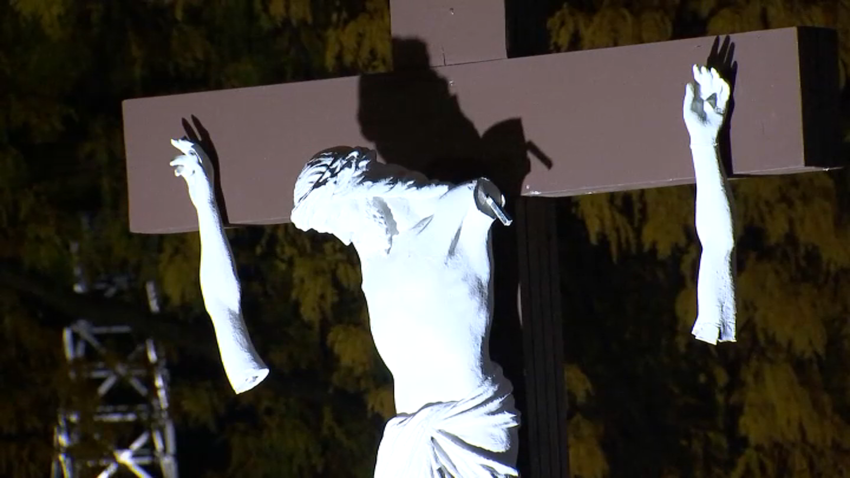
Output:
[389, 2, 569, 475]
[516, 198, 569, 477]
[389, 0, 506, 67]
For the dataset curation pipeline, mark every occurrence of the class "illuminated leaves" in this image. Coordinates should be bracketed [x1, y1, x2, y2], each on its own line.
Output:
[7, 97, 75, 143]
[548, 4, 672, 52]
[584, 7, 637, 49]
[706, 3, 764, 36]
[565, 363, 594, 405]
[327, 324, 376, 381]
[171, 380, 226, 431]
[639, 186, 693, 258]
[548, 5, 584, 52]
[574, 193, 638, 262]
[737, 360, 839, 447]
[324, 0, 390, 73]
[366, 384, 395, 419]
[568, 414, 608, 478]
[158, 234, 201, 307]
[637, 10, 673, 44]
[168, 24, 212, 75]
[736, 174, 850, 270]
[263, 0, 314, 26]
[227, 397, 325, 477]
[9, 0, 69, 39]
[0, 292, 66, 477]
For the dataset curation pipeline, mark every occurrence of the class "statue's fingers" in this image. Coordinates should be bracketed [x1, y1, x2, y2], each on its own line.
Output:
[709, 68, 723, 97]
[684, 82, 705, 119]
[695, 66, 711, 92]
[169, 156, 193, 168]
[692, 64, 701, 81]
[683, 82, 695, 107]
[717, 79, 731, 111]
[170, 156, 199, 177]
[171, 138, 196, 155]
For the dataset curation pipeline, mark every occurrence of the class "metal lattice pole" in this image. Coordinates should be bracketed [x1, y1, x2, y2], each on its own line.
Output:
[52, 238, 177, 477]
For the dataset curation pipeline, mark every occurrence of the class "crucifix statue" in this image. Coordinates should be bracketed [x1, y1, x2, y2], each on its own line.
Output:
[166, 64, 736, 476]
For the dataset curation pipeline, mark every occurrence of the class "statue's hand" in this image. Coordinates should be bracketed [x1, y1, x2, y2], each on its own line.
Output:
[170, 138, 215, 206]
[683, 65, 730, 145]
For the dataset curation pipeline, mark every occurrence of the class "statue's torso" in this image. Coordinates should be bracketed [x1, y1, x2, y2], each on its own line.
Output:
[357, 184, 496, 414]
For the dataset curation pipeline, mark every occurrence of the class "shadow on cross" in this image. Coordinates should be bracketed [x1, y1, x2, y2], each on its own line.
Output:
[706, 35, 738, 179]
[357, 37, 553, 474]
[358, 38, 553, 191]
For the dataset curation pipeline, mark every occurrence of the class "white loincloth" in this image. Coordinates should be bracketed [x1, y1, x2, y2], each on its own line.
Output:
[374, 374, 519, 478]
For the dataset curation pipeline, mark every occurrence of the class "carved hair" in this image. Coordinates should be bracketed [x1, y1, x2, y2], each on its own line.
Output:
[291, 147, 450, 244]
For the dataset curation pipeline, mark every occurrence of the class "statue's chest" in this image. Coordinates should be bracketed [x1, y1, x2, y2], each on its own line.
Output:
[360, 248, 460, 308]
[361, 261, 487, 377]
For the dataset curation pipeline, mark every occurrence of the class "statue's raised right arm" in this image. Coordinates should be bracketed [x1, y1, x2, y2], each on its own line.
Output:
[170, 139, 268, 393]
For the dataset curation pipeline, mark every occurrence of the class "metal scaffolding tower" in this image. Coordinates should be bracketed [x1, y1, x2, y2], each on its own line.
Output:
[52, 240, 177, 477]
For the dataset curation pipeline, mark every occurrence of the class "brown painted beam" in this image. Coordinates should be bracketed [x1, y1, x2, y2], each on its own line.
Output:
[123, 27, 839, 234]
[390, 0, 506, 67]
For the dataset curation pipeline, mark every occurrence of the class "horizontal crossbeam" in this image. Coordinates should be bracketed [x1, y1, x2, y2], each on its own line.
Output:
[123, 27, 838, 234]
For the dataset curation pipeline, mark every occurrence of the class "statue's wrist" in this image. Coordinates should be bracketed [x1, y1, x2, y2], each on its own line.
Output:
[189, 183, 215, 209]
[689, 134, 718, 149]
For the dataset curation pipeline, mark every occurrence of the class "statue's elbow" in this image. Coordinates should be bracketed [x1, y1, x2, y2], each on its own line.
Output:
[701, 228, 735, 255]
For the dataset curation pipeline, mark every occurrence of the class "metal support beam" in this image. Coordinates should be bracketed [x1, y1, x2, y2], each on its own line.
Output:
[53, 242, 177, 478]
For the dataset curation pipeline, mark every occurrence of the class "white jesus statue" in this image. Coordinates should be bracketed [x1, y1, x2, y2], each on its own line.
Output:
[289, 148, 521, 477]
[167, 63, 734, 478]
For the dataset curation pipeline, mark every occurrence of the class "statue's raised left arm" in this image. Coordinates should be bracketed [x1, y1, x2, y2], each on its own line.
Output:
[683, 65, 737, 344]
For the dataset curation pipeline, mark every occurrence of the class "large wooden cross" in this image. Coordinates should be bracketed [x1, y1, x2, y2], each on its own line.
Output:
[123, 1, 839, 475]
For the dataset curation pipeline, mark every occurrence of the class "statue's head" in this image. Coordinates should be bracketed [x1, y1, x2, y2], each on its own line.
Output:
[291, 147, 389, 252]
[292, 147, 451, 256]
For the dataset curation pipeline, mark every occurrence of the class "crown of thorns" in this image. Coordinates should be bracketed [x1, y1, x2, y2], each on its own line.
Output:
[293, 147, 376, 210]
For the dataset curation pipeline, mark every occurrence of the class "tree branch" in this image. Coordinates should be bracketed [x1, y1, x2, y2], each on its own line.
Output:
[0, 262, 217, 358]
